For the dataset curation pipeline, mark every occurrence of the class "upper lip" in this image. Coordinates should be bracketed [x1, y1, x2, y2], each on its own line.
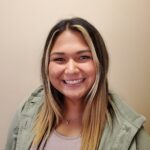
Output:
[63, 78, 84, 81]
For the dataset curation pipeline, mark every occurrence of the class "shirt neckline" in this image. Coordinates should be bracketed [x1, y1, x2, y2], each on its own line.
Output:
[53, 129, 81, 140]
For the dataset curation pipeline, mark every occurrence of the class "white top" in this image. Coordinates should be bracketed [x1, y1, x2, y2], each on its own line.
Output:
[42, 130, 81, 150]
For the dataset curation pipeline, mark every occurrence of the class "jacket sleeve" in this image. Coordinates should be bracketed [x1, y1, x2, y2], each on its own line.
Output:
[5, 106, 22, 150]
[135, 127, 150, 150]
[5, 86, 43, 150]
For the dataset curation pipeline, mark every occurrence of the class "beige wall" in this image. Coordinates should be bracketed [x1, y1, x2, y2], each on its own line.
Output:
[0, 0, 150, 149]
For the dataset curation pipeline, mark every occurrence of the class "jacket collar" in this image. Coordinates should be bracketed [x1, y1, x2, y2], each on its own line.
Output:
[99, 93, 145, 150]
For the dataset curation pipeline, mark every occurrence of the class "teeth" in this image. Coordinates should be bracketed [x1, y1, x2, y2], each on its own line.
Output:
[64, 79, 83, 85]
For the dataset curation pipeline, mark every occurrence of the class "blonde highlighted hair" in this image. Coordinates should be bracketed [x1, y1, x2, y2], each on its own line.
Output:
[33, 17, 111, 150]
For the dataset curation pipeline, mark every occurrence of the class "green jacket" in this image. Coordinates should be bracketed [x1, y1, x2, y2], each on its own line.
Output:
[5, 86, 150, 150]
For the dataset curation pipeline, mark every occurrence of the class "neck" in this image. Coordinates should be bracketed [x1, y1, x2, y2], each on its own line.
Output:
[55, 98, 83, 135]
[63, 98, 83, 120]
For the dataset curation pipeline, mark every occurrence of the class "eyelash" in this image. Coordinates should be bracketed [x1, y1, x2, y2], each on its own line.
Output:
[51, 58, 65, 64]
[53, 58, 65, 61]
[79, 55, 91, 60]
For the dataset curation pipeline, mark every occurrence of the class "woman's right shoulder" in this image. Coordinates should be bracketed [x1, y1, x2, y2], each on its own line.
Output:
[12, 85, 44, 122]
[23, 85, 44, 105]
[20, 85, 44, 115]
[5, 86, 44, 150]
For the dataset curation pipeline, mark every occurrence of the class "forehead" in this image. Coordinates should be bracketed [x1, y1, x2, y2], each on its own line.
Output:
[51, 30, 90, 53]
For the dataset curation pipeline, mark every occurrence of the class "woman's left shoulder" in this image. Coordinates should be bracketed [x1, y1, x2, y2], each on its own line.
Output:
[108, 92, 150, 149]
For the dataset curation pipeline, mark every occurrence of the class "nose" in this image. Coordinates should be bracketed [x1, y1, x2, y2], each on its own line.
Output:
[64, 59, 79, 74]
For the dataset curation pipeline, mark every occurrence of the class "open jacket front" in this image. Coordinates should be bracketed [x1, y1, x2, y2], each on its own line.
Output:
[5, 86, 150, 150]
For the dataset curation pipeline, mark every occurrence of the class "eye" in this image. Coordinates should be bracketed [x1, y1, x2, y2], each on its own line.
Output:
[79, 55, 92, 60]
[50, 57, 66, 64]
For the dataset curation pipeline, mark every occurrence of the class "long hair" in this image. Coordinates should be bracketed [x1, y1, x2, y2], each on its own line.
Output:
[33, 17, 110, 150]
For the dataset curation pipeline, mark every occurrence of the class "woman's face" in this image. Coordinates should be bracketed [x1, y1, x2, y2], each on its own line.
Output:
[49, 30, 96, 101]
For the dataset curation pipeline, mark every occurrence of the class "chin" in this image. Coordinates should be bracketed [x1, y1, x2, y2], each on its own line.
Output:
[63, 94, 84, 101]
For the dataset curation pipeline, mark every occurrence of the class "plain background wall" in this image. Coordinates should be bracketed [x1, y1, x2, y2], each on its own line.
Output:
[0, 0, 150, 149]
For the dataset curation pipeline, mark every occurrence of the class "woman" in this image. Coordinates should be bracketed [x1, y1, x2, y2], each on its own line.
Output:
[5, 17, 150, 150]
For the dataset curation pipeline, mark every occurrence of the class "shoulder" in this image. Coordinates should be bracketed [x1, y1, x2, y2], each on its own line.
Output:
[103, 92, 150, 149]
[23, 85, 44, 106]
[109, 93, 145, 129]
[134, 126, 150, 150]
[11, 85, 44, 126]
[13, 85, 44, 120]
[5, 86, 44, 150]
[20, 85, 44, 116]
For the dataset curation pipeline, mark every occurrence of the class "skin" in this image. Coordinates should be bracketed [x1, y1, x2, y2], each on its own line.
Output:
[48, 30, 96, 136]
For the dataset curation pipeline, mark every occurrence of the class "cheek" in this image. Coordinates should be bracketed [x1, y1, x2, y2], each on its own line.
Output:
[48, 63, 63, 81]
[84, 63, 96, 79]
[48, 66, 60, 89]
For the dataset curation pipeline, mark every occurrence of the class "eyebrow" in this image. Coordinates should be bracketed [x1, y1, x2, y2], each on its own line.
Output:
[77, 50, 91, 54]
[50, 50, 91, 56]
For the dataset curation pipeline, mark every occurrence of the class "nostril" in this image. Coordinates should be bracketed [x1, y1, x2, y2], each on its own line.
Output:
[65, 67, 79, 74]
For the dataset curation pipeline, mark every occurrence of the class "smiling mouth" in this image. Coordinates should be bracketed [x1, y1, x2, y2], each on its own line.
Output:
[63, 78, 85, 85]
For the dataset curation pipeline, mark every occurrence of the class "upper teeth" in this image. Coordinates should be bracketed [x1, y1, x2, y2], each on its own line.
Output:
[64, 79, 83, 84]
